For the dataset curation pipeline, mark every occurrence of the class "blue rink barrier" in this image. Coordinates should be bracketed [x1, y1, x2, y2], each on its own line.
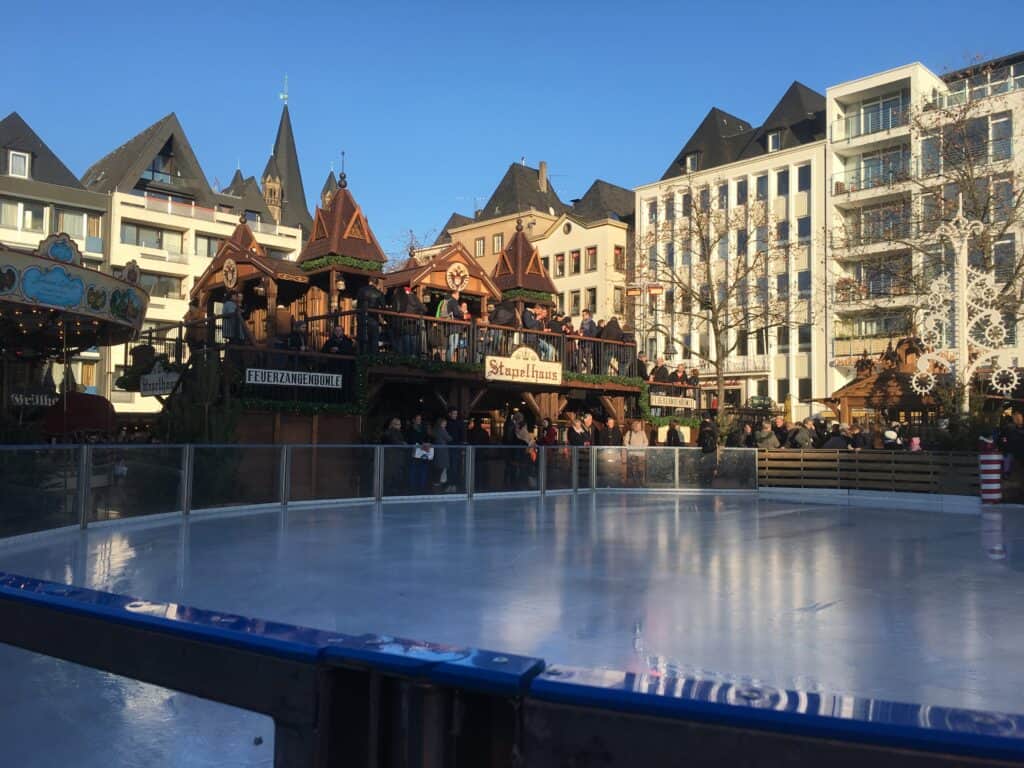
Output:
[1, 572, 1022, 767]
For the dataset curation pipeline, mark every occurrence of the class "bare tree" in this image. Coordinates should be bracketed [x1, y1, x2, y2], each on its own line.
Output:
[637, 175, 798, 409]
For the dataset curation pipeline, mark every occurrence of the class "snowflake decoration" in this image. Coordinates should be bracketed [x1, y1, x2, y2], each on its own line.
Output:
[910, 371, 936, 396]
[990, 365, 1020, 395]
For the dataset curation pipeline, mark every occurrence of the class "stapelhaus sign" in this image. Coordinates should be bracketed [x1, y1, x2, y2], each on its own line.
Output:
[485, 346, 561, 385]
[245, 368, 343, 389]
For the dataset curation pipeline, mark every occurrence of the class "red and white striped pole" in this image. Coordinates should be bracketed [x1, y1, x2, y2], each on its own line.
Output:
[978, 436, 1002, 504]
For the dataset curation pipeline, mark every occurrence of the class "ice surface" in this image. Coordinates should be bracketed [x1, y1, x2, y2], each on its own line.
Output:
[1, 493, 1022, 766]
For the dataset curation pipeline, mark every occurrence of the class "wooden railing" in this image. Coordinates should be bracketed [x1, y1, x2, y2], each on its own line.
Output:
[758, 450, 979, 496]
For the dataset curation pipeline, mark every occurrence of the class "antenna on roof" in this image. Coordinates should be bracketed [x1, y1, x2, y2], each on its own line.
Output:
[279, 74, 289, 105]
[339, 151, 347, 188]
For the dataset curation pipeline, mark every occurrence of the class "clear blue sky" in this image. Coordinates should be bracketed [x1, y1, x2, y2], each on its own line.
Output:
[5, 0, 1021, 257]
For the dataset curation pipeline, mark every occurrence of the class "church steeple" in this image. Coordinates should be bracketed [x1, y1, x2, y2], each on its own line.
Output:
[261, 104, 313, 237]
[320, 170, 338, 208]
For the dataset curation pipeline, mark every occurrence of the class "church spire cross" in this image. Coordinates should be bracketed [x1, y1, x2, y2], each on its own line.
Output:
[279, 74, 289, 105]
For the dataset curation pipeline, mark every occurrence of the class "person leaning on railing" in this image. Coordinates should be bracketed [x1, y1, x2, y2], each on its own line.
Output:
[754, 421, 780, 450]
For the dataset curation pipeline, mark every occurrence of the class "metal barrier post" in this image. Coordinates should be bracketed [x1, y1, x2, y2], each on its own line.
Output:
[466, 446, 474, 499]
[373, 446, 384, 501]
[278, 445, 291, 510]
[180, 445, 194, 515]
[77, 445, 92, 529]
[589, 448, 597, 491]
[674, 447, 680, 490]
[539, 446, 547, 496]
[571, 447, 579, 492]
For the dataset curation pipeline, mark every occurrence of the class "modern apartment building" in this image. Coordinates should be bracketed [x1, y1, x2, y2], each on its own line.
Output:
[0, 112, 111, 394]
[826, 52, 1024, 395]
[79, 108, 308, 414]
[635, 83, 829, 417]
[425, 163, 631, 323]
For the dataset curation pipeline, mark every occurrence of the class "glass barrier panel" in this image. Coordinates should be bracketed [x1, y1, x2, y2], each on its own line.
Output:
[677, 447, 717, 489]
[192, 445, 281, 510]
[472, 445, 540, 494]
[543, 446, 576, 491]
[381, 444, 468, 497]
[0, 446, 80, 536]
[89, 446, 184, 521]
[633, 447, 676, 489]
[594, 447, 627, 488]
[289, 446, 375, 502]
[717, 448, 758, 489]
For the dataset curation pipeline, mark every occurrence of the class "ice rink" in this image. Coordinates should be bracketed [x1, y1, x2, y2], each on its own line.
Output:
[1, 493, 1022, 766]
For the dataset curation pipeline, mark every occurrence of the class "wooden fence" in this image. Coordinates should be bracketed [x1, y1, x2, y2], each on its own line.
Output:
[758, 450, 980, 496]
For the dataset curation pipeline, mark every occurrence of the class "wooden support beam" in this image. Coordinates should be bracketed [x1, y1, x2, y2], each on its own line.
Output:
[557, 395, 569, 416]
[466, 388, 487, 413]
[521, 392, 542, 421]
[599, 395, 623, 422]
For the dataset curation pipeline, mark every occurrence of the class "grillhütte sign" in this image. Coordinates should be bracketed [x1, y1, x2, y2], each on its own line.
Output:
[485, 346, 561, 384]
[245, 368, 343, 388]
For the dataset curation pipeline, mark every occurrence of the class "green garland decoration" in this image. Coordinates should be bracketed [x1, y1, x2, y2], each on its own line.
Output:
[501, 288, 554, 304]
[300, 253, 384, 273]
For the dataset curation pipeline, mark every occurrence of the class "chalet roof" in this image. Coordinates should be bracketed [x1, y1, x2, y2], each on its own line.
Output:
[298, 175, 388, 271]
[479, 163, 568, 220]
[265, 105, 312, 237]
[661, 83, 826, 179]
[491, 219, 558, 300]
[0, 112, 83, 189]
[432, 211, 474, 245]
[382, 241, 502, 298]
[80, 112, 219, 207]
[571, 179, 634, 223]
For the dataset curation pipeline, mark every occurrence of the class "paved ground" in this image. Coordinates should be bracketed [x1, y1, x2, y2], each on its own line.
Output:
[1, 494, 1022, 766]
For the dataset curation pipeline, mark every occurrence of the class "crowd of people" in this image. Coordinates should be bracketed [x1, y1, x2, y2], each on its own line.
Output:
[724, 415, 924, 451]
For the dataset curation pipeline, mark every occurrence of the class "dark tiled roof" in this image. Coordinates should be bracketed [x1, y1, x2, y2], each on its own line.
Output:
[479, 163, 568, 220]
[265, 105, 312, 237]
[219, 169, 272, 221]
[943, 50, 1024, 82]
[80, 113, 218, 206]
[491, 220, 558, 299]
[661, 83, 825, 179]
[0, 112, 83, 189]
[298, 181, 387, 269]
[432, 211, 474, 245]
[571, 179, 634, 222]
[262, 153, 281, 182]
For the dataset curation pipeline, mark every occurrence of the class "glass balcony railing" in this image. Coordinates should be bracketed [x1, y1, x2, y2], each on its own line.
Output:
[832, 105, 909, 142]
[832, 156, 912, 195]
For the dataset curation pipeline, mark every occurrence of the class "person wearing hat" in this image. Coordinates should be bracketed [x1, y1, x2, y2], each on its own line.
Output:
[882, 429, 902, 450]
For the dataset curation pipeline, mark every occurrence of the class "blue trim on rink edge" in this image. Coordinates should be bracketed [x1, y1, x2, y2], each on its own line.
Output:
[2, 571, 1022, 761]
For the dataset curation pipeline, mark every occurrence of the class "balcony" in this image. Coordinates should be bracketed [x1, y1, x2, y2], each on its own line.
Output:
[832, 336, 905, 359]
[832, 220, 912, 251]
[832, 156, 912, 196]
[696, 355, 771, 376]
[833, 279, 915, 305]
[831, 105, 909, 143]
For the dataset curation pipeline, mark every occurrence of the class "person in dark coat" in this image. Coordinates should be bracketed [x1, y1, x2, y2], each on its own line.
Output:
[697, 417, 719, 486]
[599, 316, 624, 341]
[665, 419, 683, 446]
[321, 325, 356, 355]
[635, 352, 649, 381]
[771, 415, 789, 447]
[405, 413, 429, 445]
[356, 278, 385, 354]
[600, 417, 624, 445]
[382, 417, 406, 445]
[467, 417, 490, 445]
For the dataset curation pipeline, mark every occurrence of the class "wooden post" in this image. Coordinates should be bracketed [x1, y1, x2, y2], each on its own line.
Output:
[265, 279, 278, 340]
[328, 267, 338, 313]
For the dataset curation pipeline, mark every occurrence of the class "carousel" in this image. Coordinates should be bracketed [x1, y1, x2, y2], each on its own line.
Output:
[0, 233, 149, 440]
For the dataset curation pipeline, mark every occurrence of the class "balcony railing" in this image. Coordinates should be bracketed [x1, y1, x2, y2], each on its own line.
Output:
[833, 220, 912, 250]
[834, 281, 915, 304]
[831, 105, 909, 142]
[832, 336, 908, 358]
[128, 194, 289, 236]
[695, 355, 771, 375]
[832, 155, 912, 195]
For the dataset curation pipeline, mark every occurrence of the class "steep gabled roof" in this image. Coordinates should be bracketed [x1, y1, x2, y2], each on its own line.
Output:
[491, 219, 558, 300]
[80, 113, 217, 206]
[0, 112, 83, 189]
[479, 163, 568, 220]
[320, 170, 338, 199]
[737, 81, 826, 160]
[219, 169, 273, 221]
[571, 179, 634, 223]
[298, 175, 387, 271]
[265, 105, 312, 236]
[262, 153, 281, 182]
[661, 108, 753, 180]
[382, 241, 502, 299]
[432, 211, 474, 245]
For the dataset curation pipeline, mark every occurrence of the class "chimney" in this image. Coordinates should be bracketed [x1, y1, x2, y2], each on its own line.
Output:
[538, 161, 548, 193]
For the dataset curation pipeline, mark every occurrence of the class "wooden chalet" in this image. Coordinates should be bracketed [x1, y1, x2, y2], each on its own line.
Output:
[491, 218, 558, 306]
[382, 242, 502, 315]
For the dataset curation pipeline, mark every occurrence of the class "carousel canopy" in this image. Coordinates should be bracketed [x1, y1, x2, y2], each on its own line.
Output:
[0, 234, 149, 356]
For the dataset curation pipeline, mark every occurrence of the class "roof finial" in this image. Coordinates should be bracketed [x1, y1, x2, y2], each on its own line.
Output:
[516, 218, 523, 232]
[279, 74, 289, 105]
[239, 212, 247, 225]
[339, 150, 347, 188]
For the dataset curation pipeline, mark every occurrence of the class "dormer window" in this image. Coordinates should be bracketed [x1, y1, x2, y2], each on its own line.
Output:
[684, 153, 700, 173]
[8, 151, 29, 178]
[767, 131, 781, 152]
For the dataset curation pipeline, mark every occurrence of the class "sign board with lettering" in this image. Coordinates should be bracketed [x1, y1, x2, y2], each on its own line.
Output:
[650, 394, 697, 409]
[9, 390, 59, 408]
[139, 362, 180, 396]
[484, 346, 561, 386]
[245, 368, 343, 389]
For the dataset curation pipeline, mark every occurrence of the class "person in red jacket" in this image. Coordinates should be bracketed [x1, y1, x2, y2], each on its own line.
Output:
[538, 417, 558, 446]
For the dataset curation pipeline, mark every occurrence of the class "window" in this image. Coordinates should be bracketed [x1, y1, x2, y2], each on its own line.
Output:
[776, 169, 789, 197]
[570, 249, 581, 275]
[665, 242, 675, 268]
[994, 177, 1014, 222]
[777, 326, 790, 353]
[8, 151, 29, 178]
[558, 293, 565, 312]
[681, 245, 691, 266]
[541, 256, 550, 274]
[613, 245, 625, 271]
[585, 246, 597, 272]
[22, 201, 43, 232]
[797, 164, 811, 192]
[648, 245, 658, 271]
[53, 208, 85, 239]
[776, 220, 789, 244]
[776, 273, 789, 299]
[554, 252, 565, 277]
[736, 229, 748, 256]
[797, 270, 810, 298]
[798, 324, 811, 352]
[735, 329, 748, 356]
[756, 379, 768, 396]
[116, 270, 183, 299]
[777, 378, 790, 402]
[586, 287, 597, 313]
[755, 225, 768, 253]
[718, 237, 728, 260]
[570, 290, 581, 316]
[736, 179, 748, 204]
[474, 237, 485, 258]
[647, 200, 658, 223]
[755, 328, 767, 355]
[699, 187, 710, 212]
[718, 183, 729, 210]
[767, 131, 781, 152]
[613, 286, 624, 314]
[797, 216, 811, 242]
[798, 378, 811, 401]
[664, 197, 675, 220]
[493, 233, 504, 253]
[994, 235, 1016, 283]
[685, 153, 700, 172]
[991, 113, 1012, 161]
[756, 276, 768, 303]
[755, 174, 768, 201]
[80, 361, 97, 395]
[682, 193, 692, 217]
[0, 199, 18, 229]
[921, 133, 941, 176]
